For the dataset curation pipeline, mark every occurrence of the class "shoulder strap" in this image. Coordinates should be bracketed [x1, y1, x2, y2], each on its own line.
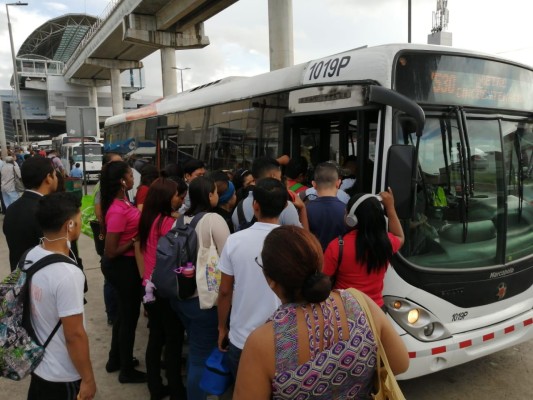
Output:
[330, 235, 344, 287]
[337, 235, 344, 268]
[189, 211, 207, 229]
[236, 199, 246, 224]
[346, 288, 406, 400]
[23, 253, 78, 348]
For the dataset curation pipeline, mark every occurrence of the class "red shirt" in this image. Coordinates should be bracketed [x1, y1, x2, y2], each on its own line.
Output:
[135, 185, 149, 206]
[323, 230, 401, 307]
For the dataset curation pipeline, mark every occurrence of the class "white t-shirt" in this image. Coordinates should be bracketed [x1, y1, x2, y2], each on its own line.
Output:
[218, 222, 281, 349]
[25, 246, 85, 382]
[231, 190, 302, 232]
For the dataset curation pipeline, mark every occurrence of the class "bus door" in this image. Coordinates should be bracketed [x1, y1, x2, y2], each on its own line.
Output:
[284, 109, 379, 193]
[156, 125, 179, 171]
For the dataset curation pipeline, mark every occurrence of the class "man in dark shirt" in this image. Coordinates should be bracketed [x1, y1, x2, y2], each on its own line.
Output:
[306, 162, 347, 251]
[3, 156, 58, 270]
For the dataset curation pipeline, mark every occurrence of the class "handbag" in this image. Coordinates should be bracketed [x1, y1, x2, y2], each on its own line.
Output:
[13, 166, 24, 193]
[199, 347, 232, 395]
[347, 288, 406, 400]
[195, 215, 221, 309]
[89, 220, 105, 256]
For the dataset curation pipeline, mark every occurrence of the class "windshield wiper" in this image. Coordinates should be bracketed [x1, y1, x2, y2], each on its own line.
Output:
[514, 129, 524, 217]
[454, 107, 469, 243]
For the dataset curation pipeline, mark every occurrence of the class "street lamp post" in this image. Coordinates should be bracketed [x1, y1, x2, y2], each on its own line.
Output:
[172, 67, 191, 92]
[6, 2, 29, 146]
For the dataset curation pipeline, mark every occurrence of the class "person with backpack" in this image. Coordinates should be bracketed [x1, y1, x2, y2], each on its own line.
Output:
[323, 188, 405, 308]
[138, 177, 188, 400]
[169, 176, 230, 400]
[100, 161, 146, 384]
[25, 192, 96, 400]
[231, 156, 306, 232]
[47, 150, 65, 177]
[1, 155, 22, 208]
[306, 162, 347, 251]
[216, 178, 286, 380]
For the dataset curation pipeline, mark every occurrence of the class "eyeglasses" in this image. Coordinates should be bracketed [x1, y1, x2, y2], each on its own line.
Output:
[254, 256, 263, 269]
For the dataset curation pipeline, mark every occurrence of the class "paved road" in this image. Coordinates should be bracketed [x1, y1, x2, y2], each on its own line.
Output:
[1, 211, 533, 399]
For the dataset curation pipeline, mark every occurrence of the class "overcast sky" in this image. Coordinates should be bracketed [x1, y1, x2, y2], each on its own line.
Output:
[1, 0, 532, 98]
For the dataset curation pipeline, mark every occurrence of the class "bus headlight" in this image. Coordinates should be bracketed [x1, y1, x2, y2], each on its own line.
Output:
[383, 296, 450, 342]
[407, 308, 420, 324]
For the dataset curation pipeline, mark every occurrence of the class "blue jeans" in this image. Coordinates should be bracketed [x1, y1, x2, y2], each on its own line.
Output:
[171, 297, 218, 400]
[227, 342, 242, 381]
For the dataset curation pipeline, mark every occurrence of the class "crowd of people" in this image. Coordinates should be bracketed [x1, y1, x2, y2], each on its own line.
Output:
[2, 149, 409, 400]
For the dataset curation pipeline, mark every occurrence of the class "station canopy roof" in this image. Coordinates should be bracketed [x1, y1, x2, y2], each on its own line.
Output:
[17, 14, 97, 63]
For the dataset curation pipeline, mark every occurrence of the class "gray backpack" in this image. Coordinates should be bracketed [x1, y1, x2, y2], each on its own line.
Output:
[151, 213, 206, 299]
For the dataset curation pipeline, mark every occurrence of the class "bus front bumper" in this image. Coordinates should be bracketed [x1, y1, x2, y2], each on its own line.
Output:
[396, 309, 533, 379]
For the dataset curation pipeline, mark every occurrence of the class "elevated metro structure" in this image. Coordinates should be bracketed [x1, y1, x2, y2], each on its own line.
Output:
[62, 0, 238, 114]
[3, 0, 294, 145]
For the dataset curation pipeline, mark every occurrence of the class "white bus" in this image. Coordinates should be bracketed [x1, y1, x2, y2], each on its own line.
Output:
[60, 142, 103, 182]
[104, 44, 533, 378]
[52, 133, 98, 154]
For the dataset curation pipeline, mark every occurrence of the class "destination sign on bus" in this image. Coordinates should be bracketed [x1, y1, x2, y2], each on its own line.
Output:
[63, 136, 97, 144]
[395, 53, 533, 111]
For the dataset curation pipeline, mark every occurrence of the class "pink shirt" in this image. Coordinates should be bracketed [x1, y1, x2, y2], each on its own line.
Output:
[142, 215, 175, 285]
[106, 198, 140, 256]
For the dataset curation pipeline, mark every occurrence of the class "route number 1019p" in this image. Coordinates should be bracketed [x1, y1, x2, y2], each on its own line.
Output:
[308, 56, 351, 81]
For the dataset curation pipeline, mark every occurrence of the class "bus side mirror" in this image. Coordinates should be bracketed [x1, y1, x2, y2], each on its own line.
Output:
[385, 145, 415, 219]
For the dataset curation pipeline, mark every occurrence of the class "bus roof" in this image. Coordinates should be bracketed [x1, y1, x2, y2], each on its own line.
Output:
[105, 43, 531, 127]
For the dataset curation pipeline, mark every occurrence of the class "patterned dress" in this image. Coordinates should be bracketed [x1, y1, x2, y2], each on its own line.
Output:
[270, 290, 377, 399]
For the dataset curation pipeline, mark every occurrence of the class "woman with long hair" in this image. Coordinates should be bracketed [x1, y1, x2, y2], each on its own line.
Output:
[234, 226, 408, 399]
[100, 160, 146, 384]
[323, 188, 405, 308]
[138, 177, 187, 400]
[170, 176, 230, 400]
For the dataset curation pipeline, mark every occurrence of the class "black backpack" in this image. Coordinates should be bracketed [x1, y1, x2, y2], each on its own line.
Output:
[235, 199, 256, 231]
[151, 213, 206, 299]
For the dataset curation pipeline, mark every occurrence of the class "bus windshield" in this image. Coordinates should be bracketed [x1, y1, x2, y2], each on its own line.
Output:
[398, 112, 533, 270]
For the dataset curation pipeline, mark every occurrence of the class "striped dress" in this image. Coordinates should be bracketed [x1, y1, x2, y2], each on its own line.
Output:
[270, 290, 377, 399]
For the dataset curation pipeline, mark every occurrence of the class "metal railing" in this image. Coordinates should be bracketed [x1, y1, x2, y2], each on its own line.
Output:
[62, 0, 123, 73]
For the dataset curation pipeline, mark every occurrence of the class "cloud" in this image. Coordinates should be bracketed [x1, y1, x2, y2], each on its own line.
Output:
[2, 0, 533, 99]
[44, 2, 69, 12]
[0, 8, 51, 88]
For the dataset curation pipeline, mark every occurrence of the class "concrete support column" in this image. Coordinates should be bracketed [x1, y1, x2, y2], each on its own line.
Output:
[161, 48, 178, 97]
[0, 104, 7, 159]
[268, 0, 294, 71]
[88, 85, 101, 139]
[110, 68, 124, 115]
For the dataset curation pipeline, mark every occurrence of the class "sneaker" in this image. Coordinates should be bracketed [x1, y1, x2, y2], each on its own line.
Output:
[118, 368, 147, 384]
[106, 357, 140, 373]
